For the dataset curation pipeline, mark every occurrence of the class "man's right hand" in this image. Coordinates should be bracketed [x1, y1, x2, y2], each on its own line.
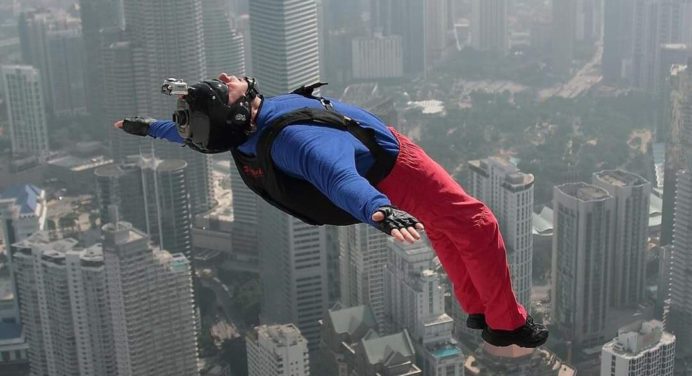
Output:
[113, 117, 155, 137]
[372, 206, 424, 244]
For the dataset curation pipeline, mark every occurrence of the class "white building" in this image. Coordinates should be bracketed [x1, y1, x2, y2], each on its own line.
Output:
[468, 157, 534, 309]
[351, 34, 403, 80]
[247, 324, 310, 376]
[552, 183, 615, 348]
[601, 320, 675, 376]
[383, 239, 465, 376]
[338, 224, 389, 326]
[592, 170, 651, 308]
[102, 218, 199, 376]
[1, 65, 49, 159]
[249, 0, 320, 96]
[471, 0, 508, 53]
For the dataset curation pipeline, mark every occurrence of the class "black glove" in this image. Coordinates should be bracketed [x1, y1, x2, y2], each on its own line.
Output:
[121, 117, 155, 137]
[373, 205, 421, 236]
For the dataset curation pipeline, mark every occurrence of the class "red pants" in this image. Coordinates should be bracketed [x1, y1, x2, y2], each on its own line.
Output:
[377, 128, 527, 330]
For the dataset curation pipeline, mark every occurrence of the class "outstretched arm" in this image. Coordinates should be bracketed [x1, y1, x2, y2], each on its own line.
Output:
[270, 127, 422, 243]
[113, 118, 184, 144]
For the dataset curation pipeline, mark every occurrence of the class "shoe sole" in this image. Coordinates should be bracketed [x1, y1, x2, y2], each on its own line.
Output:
[466, 320, 487, 330]
[481, 330, 549, 348]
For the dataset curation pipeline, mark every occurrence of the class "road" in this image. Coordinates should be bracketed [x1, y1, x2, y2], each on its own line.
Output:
[200, 274, 249, 333]
[539, 44, 604, 101]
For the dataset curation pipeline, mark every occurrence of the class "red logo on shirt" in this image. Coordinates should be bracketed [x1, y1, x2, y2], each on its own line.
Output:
[243, 165, 264, 178]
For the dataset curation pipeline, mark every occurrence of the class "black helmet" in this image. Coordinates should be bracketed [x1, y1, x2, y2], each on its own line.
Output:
[173, 77, 259, 153]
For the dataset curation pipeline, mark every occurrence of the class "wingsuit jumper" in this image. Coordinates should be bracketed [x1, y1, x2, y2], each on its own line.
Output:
[115, 73, 549, 348]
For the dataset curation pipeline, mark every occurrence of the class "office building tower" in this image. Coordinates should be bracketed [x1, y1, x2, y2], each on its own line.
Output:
[249, 0, 320, 96]
[102, 217, 198, 376]
[17, 10, 54, 112]
[258, 203, 329, 352]
[592, 170, 651, 308]
[468, 157, 534, 309]
[425, 0, 449, 66]
[247, 324, 310, 376]
[351, 35, 403, 80]
[471, 0, 508, 53]
[121, 0, 213, 215]
[1, 65, 49, 158]
[202, 0, 246, 77]
[46, 27, 86, 116]
[78, 0, 124, 116]
[658, 44, 692, 94]
[9, 234, 117, 376]
[552, 0, 577, 74]
[631, 0, 688, 92]
[552, 183, 615, 348]
[383, 239, 464, 375]
[229, 166, 259, 271]
[465, 344, 576, 375]
[603, 0, 636, 82]
[338, 224, 389, 325]
[94, 156, 193, 259]
[600, 320, 675, 376]
[576, 0, 602, 42]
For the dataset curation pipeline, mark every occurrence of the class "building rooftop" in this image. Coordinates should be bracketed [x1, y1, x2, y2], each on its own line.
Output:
[532, 206, 554, 236]
[594, 169, 648, 188]
[0, 184, 42, 215]
[361, 330, 416, 366]
[47, 155, 112, 172]
[327, 305, 378, 336]
[603, 320, 675, 357]
[556, 182, 611, 201]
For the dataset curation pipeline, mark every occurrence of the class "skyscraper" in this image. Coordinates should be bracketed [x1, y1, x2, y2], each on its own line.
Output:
[47, 27, 87, 116]
[602, 0, 635, 82]
[600, 320, 675, 376]
[468, 157, 534, 309]
[102, 218, 198, 376]
[17, 10, 54, 112]
[94, 156, 193, 260]
[1, 65, 49, 159]
[471, 0, 508, 53]
[338, 224, 389, 325]
[9, 234, 116, 376]
[383, 239, 465, 376]
[552, 182, 615, 348]
[229, 166, 259, 272]
[249, 0, 320, 96]
[247, 324, 310, 376]
[552, 0, 577, 74]
[121, 0, 213, 215]
[202, 0, 246, 77]
[592, 170, 651, 308]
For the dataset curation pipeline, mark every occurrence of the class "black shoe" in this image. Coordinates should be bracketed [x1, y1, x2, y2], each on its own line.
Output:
[481, 316, 549, 348]
[466, 314, 487, 330]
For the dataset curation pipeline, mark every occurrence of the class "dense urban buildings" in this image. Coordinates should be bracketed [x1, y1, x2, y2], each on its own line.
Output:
[600, 320, 675, 376]
[464, 344, 576, 375]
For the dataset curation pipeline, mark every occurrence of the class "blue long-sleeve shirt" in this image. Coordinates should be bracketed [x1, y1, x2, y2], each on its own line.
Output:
[148, 94, 400, 226]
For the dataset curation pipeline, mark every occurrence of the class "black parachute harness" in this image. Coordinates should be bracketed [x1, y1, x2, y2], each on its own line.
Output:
[230, 82, 404, 227]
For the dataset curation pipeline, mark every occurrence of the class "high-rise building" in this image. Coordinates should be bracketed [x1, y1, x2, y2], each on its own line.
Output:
[229, 166, 259, 271]
[1, 65, 49, 158]
[102, 218, 198, 376]
[94, 156, 193, 259]
[202, 0, 246, 77]
[552, 182, 615, 348]
[78, 0, 124, 116]
[9, 234, 116, 376]
[121, 0, 213, 215]
[383, 239, 465, 376]
[46, 26, 86, 116]
[247, 324, 310, 376]
[552, 0, 577, 74]
[631, 0, 688, 92]
[249, 0, 320, 96]
[602, 0, 636, 82]
[592, 170, 651, 308]
[575, 0, 603, 42]
[338, 224, 389, 325]
[258, 204, 329, 352]
[471, 0, 508, 53]
[351, 35, 403, 80]
[468, 157, 534, 309]
[17, 10, 54, 112]
[600, 320, 675, 376]
[370, 0, 427, 74]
